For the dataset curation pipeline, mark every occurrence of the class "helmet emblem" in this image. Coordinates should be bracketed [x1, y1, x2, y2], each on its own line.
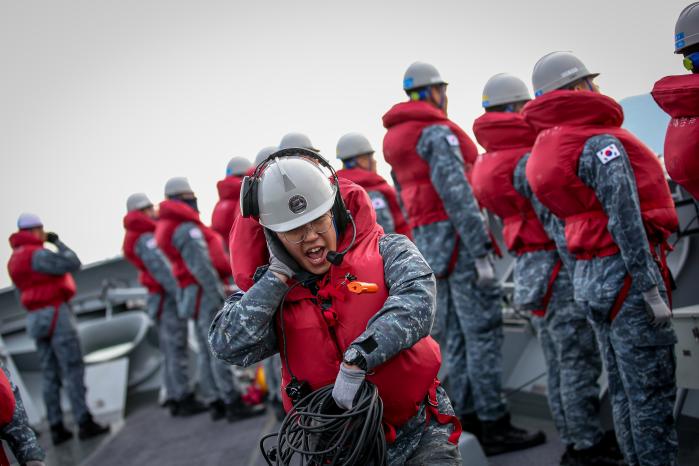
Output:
[288, 195, 308, 214]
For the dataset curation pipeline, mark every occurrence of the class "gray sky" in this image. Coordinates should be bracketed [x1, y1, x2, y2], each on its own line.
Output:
[0, 0, 690, 288]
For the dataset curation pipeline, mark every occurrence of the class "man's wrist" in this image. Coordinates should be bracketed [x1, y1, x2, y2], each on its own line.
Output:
[270, 271, 289, 284]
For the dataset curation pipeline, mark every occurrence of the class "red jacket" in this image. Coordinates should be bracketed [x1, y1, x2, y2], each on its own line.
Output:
[523, 91, 678, 258]
[155, 200, 231, 288]
[122, 211, 162, 294]
[211, 175, 244, 244]
[0, 369, 15, 465]
[652, 74, 699, 199]
[7, 231, 76, 310]
[229, 179, 378, 292]
[471, 112, 554, 254]
[277, 184, 441, 428]
[336, 168, 412, 238]
[382, 101, 479, 229]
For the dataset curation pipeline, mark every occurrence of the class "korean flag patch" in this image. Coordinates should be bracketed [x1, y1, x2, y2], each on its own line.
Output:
[371, 196, 387, 210]
[446, 134, 460, 147]
[596, 143, 621, 164]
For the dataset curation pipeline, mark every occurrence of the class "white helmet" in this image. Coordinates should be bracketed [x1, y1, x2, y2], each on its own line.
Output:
[532, 51, 599, 97]
[17, 213, 43, 230]
[164, 177, 194, 197]
[482, 73, 531, 108]
[257, 156, 336, 232]
[226, 157, 252, 177]
[254, 146, 279, 166]
[336, 133, 374, 160]
[126, 193, 153, 212]
[403, 62, 447, 90]
[279, 132, 318, 151]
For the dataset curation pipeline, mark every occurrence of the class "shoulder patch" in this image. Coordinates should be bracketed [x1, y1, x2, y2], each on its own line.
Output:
[146, 238, 157, 249]
[596, 143, 621, 164]
[446, 134, 460, 147]
[371, 196, 387, 210]
[188, 228, 203, 239]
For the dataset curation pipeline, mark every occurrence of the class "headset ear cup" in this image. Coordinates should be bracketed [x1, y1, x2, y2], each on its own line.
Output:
[240, 176, 259, 218]
[331, 193, 350, 235]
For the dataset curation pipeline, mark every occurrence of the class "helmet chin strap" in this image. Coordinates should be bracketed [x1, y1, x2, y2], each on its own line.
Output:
[326, 213, 357, 266]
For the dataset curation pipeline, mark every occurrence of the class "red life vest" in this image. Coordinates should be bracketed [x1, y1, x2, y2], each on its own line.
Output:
[229, 178, 376, 292]
[277, 187, 441, 429]
[471, 112, 554, 255]
[0, 369, 15, 465]
[122, 211, 163, 294]
[336, 168, 412, 238]
[652, 74, 699, 200]
[155, 200, 231, 288]
[7, 231, 77, 311]
[382, 100, 479, 229]
[523, 91, 678, 258]
[211, 175, 244, 243]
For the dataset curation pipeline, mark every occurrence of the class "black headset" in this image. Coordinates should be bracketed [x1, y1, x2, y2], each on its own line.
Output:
[241, 147, 355, 265]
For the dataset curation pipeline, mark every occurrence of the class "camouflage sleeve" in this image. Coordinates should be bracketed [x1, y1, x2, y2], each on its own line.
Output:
[577, 135, 658, 292]
[389, 170, 408, 219]
[208, 271, 284, 367]
[31, 240, 81, 275]
[173, 223, 225, 300]
[417, 125, 490, 259]
[349, 234, 436, 370]
[135, 233, 179, 297]
[0, 362, 45, 463]
[367, 191, 396, 234]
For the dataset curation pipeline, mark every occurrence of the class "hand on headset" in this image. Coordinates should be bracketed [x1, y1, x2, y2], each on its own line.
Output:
[264, 228, 303, 281]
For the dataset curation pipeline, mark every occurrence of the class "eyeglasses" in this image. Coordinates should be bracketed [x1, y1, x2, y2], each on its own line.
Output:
[282, 213, 334, 244]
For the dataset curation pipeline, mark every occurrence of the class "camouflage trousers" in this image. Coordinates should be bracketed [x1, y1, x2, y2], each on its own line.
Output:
[432, 243, 507, 421]
[387, 386, 462, 465]
[151, 293, 190, 401]
[32, 304, 90, 426]
[530, 268, 604, 450]
[583, 287, 678, 466]
[194, 305, 241, 404]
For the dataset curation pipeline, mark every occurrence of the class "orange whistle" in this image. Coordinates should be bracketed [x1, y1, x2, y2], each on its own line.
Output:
[347, 281, 379, 294]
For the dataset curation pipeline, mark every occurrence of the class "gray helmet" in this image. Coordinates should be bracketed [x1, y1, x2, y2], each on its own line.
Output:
[336, 133, 374, 160]
[164, 177, 194, 197]
[257, 156, 336, 232]
[532, 51, 599, 97]
[482, 73, 531, 108]
[279, 133, 318, 152]
[126, 193, 153, 212]
[675, 2, 699, 53]
[17, 213, 43, 230]
[254, 146, 279, 166]
[403, 61, 447, 91]
[226, 156, 252, 177]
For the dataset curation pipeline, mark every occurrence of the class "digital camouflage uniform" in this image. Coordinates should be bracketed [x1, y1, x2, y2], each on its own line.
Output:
[414, 125, 506, 421]
[172, 223, 241, 404]
[367, 191, 396, 234]
[513, 153, 605, 451]
[574, 135, 678, 466]
[25, 240, 90, 426]
[209, 234, 461, 465]
[0, 359, 45, 464]
[133, 233, 190, 402]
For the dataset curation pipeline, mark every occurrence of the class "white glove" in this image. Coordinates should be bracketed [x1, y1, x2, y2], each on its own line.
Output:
[642, 286, 672, 326]
[331, 364, 365, 410]
[475, 255, 497, 287]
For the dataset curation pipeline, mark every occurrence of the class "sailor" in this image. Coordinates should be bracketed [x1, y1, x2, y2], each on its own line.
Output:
[122, 193, 207, 417]
[652, 2, 699, 200]
[6, 213, 109, 444]
[523, 51, 679, 466]
[335, 132, 411, 236]
[209, 151, 462, 464]
[470, 73, 620, 465]
[381, 61, 545, 455]
[211, 157, 252, 247]
[154, 177, 259, 422]
[1, 359, 45, 466]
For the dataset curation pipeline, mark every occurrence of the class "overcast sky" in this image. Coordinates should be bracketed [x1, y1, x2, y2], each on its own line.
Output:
[0, 0, 691, 288]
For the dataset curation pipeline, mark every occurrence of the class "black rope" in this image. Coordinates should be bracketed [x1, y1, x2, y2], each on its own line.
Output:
[261, 383, 387, 466]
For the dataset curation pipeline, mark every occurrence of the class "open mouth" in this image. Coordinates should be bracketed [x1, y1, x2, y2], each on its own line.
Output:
[304, 246, 327, 265]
